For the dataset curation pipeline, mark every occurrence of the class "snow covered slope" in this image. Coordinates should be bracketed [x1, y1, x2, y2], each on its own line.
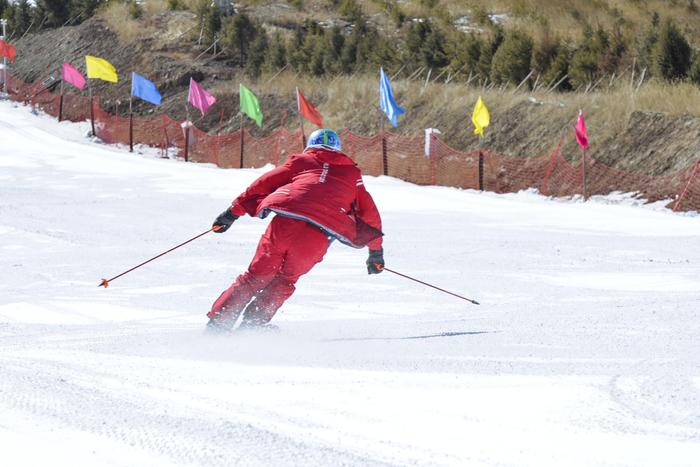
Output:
[1, 101, 699, 466]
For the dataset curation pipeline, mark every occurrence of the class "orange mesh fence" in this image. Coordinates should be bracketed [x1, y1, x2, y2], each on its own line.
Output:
[674, 161, 700, 212]
[8, 76, 700, 212]
[343, 131, 384, 176]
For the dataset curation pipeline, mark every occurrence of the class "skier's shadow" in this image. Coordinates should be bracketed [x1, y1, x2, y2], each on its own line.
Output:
[325, 331, 498, 342]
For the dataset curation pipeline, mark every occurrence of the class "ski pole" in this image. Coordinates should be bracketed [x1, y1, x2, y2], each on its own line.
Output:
[99, 226, 219, 288]
[378, 266, 480, 305]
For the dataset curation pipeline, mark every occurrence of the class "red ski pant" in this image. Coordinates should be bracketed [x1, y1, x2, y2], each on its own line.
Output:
[208, 215, 330, 325]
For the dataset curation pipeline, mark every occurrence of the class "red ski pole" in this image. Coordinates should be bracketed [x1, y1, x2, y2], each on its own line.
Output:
[378, 266, 480, 305]
[99, 227, 219, 288]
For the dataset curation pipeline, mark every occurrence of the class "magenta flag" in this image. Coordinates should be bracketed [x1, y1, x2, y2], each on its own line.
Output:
[575, 111, 589, 149]
[188, 78, 216, 116]
[62, 62, 86, 90]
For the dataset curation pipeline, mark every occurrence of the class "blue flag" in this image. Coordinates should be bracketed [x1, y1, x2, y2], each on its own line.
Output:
[379, 67, 405, 127]
[131, 72, 162, 105]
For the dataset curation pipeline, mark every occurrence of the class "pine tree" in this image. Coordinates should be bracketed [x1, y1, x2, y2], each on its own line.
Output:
[446, 32, 482, 81]
[568, 25, 609, 88]
[636, 13, 661, 72]
[476, 25, 504, 81]
[287, 27, 309, 72]
[221, 13, 258, 66]
[599, 25, 625, 75]
[323, 26, 344, 74]
[689, 52, 700, 85]
[541, 43, 572, 91]
[40, 0, 69, 27]
[339, 32, 358, 73]
[405, 20, 448, 70]
[70, 0, 103, 25]
[309, 40, 326, 76]
[203, 4, 222, 47]
[246, 31, 268, 78]
[263, 32, 287, 73]
[531, 29, 559, 77]
[490, 29, 533, 85]
[338, 0, 363, 22]
[10, 0, 33, 37]
[651, 18, 691, 80]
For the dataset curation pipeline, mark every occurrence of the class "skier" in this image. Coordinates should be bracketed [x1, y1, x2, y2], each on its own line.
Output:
[207, 128, 385, 331]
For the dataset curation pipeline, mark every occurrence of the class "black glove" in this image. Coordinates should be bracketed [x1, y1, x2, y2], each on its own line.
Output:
[366, 248, 385, 274]
[212, 209, 239, 233]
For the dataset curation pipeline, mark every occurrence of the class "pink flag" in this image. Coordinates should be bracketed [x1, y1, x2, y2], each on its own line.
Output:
[188, 78, 216, 116]
[575, 111, 589, 149]
[62, 62, 86, 90]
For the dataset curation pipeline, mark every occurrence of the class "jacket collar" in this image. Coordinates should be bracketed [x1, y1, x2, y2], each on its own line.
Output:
[303, 147, 356, 166]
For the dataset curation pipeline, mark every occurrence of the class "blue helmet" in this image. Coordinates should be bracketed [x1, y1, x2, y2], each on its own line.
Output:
[306, 128, 342, 152]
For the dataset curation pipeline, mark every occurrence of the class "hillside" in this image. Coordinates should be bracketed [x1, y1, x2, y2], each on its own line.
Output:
[8, 1, 700, 175]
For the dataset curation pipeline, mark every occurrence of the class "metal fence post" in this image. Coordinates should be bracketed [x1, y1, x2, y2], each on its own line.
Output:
[478, 151, 485, 191]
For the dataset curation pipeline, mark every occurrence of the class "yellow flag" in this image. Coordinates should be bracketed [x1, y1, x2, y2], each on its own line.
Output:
[85, 55, 118, 83]
[471, 96, 490, 137]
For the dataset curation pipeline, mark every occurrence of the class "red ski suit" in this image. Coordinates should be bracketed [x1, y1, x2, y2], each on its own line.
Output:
[209, 147, 383, 325]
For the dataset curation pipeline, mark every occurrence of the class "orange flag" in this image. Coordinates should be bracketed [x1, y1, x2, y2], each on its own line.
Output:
[296, 87, 324, 128]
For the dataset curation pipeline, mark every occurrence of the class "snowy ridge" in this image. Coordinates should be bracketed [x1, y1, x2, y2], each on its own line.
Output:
[1, 101, 699, 466]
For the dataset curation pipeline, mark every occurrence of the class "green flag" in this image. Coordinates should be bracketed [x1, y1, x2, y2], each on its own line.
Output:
[240, 83, 263, 127]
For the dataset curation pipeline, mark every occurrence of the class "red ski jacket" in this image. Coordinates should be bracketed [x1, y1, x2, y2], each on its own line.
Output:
[229, 147, 383, 250]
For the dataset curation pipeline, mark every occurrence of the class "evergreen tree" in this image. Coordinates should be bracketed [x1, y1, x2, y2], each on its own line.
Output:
[446, 32, 482, 81]
[531, 29, 559, 77]
[541, 43, 572, 91]
[689, 51, 700, 85]
[568, 25, 609, 88]
[568, 48, 598, 88]
[221, 13, 258, 66]
[338, 0, 363, 22]
[31, 1, 48, 29]
[203, 4, 222, 47]
[246, 31, 268, 78]
[636, 13, 661, 72]
[368, 31, 398, 71]
[405, 20, 448, 70]
[167, 0, 186, 11]
[352, 20, 379, 72]
[10, 0, 33, 37]
[39, 0, 69, 27]
[339, 31, 358, 73]
[599, 25, 625, 75]
[476, 25, 504, 80]
[287, 26, 309, 72]
[490, 29, 533, 85]
[263, 32, 287, 73]
[309, 40, 326, 76]
[70, 0, 104, 25]
[651, 18, 691, 80]
[323, 26, 344, 74]
[128, 0, 143, 20]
